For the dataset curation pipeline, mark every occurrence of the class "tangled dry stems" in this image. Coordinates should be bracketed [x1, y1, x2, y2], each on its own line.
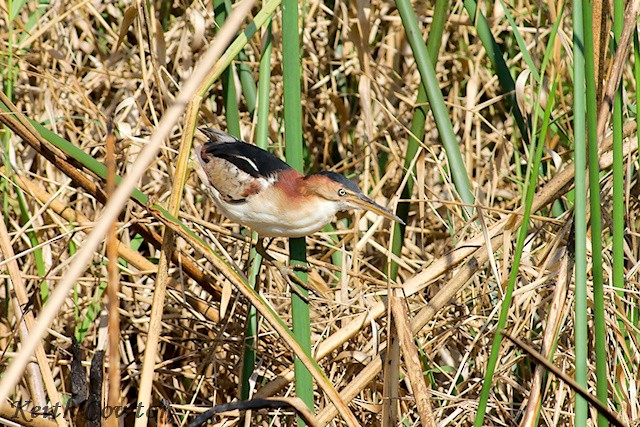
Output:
[0, 0, 639, 426]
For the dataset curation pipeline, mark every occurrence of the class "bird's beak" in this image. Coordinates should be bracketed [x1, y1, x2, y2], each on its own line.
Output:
[346, 193, 405, 225]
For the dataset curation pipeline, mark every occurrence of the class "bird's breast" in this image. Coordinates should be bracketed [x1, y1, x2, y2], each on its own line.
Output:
[213, 186, 339, 237]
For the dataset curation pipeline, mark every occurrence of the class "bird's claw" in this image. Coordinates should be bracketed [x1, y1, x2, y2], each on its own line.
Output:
[287, 279, 311, 303]
[255, 239, 313, 302]
[270, 261, 311, 303]
[291, 263, 311, 272]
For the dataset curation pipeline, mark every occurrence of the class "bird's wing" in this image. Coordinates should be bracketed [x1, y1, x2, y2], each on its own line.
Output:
[208, 142, 291, 178]
[198, 138, 292, 203]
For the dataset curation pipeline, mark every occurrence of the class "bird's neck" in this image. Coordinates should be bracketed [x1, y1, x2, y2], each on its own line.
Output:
[273, 169, 305, 197]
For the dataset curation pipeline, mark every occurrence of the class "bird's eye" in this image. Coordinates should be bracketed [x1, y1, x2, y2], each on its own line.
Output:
[337, 188, 346, 197]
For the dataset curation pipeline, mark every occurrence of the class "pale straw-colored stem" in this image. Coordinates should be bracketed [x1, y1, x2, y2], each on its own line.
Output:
[134, 97, 201, 426]
[0, 212, 67, 427]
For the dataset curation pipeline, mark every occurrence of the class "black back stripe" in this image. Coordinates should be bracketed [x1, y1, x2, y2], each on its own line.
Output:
[203, 141, 291, 179]
[213, 153, 262, 178]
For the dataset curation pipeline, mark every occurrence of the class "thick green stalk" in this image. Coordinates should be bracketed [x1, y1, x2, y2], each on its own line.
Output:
[214, 0, 241, 137]
[241, 245, 261, 401]
[612, 0, 626, 331]
[288, 237, 311, 414]
[612, 0, 630, 413]
[573, 0, 589, 423]
[222, 0, 257, 116]
[395, 0, 475, 216]
[237, 49, 258, 116]
[197, 0, 282, 98]
[282, 0, 313, 419]
[390, 0, 448, 280]
[633, 29, 640, 337]
[219, 0, 257, 117]
[255, 24, 272, 148]
[240, 17, 273, 402]
[582, 1, 608, 423]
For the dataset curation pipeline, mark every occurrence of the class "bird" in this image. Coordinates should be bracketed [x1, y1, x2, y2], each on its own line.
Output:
[194, 128, 404, 239]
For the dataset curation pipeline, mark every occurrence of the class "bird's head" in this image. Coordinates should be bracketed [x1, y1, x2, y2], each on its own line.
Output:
[302, 171, 405, 224]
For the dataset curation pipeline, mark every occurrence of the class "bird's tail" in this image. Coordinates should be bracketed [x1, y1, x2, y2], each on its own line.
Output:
[198, 128, 241, 145]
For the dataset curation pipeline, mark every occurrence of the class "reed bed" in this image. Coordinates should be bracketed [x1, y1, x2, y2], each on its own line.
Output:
[0, 0, 639, 426]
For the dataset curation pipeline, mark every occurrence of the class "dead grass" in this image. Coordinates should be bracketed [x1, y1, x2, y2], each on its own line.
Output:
[1, 0, 639, 426]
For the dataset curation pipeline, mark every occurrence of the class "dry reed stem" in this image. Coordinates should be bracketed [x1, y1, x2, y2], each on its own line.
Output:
[389, 291, 435, 427]
[381, 295, 400, 426]
[135, 96, 202, 425]
[0, 402, 58, 427]
[520, 234, 572, 427]
[1, 234, 42, 409]
[501, 331, 626, 427]
[8, 169, 155, 273]
[0, 213, 67, 427]
[105, 125, 121, 426]
[0, 95, 223, 299]
[152, 205, 363, 427]
[597, 0, 640, 142]
[265, 126, 636, 406]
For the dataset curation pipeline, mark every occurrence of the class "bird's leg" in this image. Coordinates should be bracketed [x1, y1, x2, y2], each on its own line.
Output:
[256, 239, 310, 272]
[254, 238, 276, 265]
[255, 238, 311, 301]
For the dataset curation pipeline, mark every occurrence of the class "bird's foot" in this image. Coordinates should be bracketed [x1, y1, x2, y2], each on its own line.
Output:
[255, 239, 313, 302]
[270, 261, 311, 303]
[290, 263, 311, 272]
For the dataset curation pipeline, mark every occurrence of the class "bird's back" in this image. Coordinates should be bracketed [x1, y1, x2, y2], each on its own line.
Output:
[197, 129, 292, 204]
[200, 129, 290, 176]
